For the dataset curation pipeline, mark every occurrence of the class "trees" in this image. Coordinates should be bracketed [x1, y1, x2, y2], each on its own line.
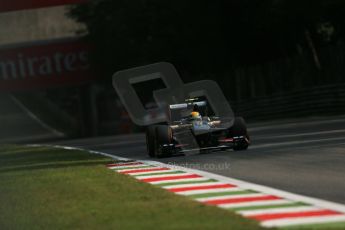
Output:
[68, 0, 345, 81]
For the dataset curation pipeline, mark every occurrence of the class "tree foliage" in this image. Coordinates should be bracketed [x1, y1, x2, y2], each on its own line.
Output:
[69, 0, 345, 80]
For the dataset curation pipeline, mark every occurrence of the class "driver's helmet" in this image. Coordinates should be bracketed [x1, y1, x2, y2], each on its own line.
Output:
[190, 111, 201, 120]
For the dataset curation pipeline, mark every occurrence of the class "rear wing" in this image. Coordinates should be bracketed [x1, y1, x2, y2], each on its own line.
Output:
[168, 101, 207, 122]
[169, 101, 207, 109]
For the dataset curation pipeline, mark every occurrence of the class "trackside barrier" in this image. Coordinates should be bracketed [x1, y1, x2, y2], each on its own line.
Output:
[231, 84, 345, 121]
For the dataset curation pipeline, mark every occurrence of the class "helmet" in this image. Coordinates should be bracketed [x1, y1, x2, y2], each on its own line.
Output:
[190, 111, 200, 119]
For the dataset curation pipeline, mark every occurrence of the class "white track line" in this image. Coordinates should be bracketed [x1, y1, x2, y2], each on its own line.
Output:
[240, 206, 323, 216]
[261, 215, 345, 227]
[249, 117, 345, 132]
[218, 200, 293, 209]
[254, 129, 345, 140]
[149, 177, 210, 185]
[116, 166, 161, 173]
[251, 136, 345, 149]
[162, 182, 230, 189]
[196, 193, 268, 202]
[128, 169, 181, 176]
[176, 187, 243, 196]
[136, 172, 195, 180]
[108, 164, 148, 170]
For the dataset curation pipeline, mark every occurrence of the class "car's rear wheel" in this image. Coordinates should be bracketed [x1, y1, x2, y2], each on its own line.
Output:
[154, 125, 173, 157]
[146, 126, 156, 157]
[228, 117, 250, 151]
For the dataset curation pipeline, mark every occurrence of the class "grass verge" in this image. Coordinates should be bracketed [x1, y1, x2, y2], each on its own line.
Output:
[0, 145, 264, 230]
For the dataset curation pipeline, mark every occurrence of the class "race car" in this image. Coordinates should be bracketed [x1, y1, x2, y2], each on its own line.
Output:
[146, 99, 250, 157]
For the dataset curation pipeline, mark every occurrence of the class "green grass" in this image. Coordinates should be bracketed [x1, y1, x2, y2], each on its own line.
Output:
[0, 145, 264, 230]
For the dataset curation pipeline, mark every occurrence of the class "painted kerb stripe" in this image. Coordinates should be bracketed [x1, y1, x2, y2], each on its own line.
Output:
[39, 145, 345, 229]
[105, 161, 345, 229]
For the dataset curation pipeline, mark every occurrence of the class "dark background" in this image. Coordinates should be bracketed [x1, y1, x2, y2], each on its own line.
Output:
[66, 0, 345, 136]
[1, 0, 345, 140]
[68, 0, 345, 88]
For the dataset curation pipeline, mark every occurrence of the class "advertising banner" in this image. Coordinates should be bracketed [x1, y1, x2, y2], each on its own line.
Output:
[0, 0, 87, 13]
[0, 39, 94, 91]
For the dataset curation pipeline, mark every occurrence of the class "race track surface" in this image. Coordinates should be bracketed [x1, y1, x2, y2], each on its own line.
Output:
[51, 116, 345, 204]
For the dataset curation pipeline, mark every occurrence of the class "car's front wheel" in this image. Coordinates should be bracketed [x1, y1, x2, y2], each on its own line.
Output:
[146, 126, 156, 157]
[154, 125, 173, 157]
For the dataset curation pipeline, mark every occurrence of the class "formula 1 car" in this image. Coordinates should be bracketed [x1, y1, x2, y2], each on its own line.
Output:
[146, 99, 250, 157]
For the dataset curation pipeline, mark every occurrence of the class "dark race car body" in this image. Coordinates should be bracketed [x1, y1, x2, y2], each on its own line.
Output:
[146, 99, 250, 157]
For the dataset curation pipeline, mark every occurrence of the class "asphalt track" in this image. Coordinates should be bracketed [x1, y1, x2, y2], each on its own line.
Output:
[52, 116, 345, 204]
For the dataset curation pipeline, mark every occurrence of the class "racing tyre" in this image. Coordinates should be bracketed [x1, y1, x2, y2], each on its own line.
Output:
[146, 126, 156, 157]
[229, 117, 250, 151]
[154, 125, 173, 157]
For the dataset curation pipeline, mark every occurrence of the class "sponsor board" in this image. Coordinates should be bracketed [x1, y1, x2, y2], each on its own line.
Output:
[0, 0, 87, 13]
[0, 39, 94, 91]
